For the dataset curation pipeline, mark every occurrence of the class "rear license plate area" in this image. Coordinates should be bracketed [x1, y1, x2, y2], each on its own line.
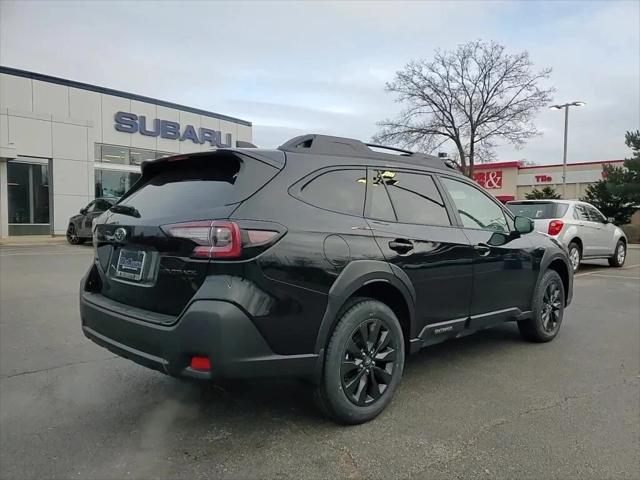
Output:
[116, 249, 147, 281]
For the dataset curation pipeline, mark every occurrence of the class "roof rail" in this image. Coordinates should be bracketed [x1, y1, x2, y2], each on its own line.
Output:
[365, 143, 414, 156]
[278, 134, 451, 170]
[279, 134, 372, 156]
[443, 159, 460, 170]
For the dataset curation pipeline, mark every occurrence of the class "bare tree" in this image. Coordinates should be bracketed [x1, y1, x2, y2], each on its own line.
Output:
[373, 40, 554, 177]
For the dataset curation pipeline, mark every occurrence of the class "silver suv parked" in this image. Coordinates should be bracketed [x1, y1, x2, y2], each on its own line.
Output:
[506, 199, 627, 272]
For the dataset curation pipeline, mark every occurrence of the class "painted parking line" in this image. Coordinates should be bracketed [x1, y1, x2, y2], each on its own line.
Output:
[582, 273, 640, 280]
[575, 264, 640, 278]
[0, 251, 92, 257]
[0, 243, 67, 247]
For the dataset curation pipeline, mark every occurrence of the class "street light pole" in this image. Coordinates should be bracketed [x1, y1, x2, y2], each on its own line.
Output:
[550, 101, 585, 199]
[562, 105, 569, 198]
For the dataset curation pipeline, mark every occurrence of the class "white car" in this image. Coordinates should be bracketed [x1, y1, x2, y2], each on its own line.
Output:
[506, 199, 627, 272]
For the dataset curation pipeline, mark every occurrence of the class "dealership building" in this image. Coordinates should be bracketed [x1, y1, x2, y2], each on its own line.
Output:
[0, 66, 252, 237]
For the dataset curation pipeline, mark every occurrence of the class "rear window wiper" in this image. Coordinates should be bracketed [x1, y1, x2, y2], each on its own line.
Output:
[109, 204, 141, 218]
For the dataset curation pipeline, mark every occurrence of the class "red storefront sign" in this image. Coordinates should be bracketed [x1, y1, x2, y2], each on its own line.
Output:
[535, 174, 553, 183]
[473, 170, 503, 189]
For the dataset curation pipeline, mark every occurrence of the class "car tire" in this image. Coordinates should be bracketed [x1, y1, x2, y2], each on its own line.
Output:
[608, 240, 626, 268]
[518, 270, 565, 343]
[315, 298, 405, 424]
[66, 224, 84, 245]
[567, 242, 581, 273]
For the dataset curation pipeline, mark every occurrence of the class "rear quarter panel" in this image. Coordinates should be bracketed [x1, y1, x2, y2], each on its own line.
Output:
[229, 155, 386, 355]
[529, 232, 573, 305]
[559, 221, 582, 248]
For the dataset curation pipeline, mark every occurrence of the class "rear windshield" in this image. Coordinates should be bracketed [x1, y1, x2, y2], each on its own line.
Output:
[118, 154, 278, 218]
[506, 202, 569, 219]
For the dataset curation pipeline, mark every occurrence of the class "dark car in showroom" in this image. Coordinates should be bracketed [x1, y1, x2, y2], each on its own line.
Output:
[67, 197, 117, 244]
[80, 134, 573, 424]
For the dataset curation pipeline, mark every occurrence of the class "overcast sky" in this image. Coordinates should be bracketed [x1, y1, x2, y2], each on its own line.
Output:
[1, 0, 638, 164]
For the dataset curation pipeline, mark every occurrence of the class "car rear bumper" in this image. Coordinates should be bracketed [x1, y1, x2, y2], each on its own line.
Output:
[80, 282, 318, 380]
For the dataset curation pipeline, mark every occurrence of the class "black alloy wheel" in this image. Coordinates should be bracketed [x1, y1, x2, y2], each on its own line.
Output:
[541, 281, 562, 334]
[67, 224, 80, 245]
[518, 269, 565, 343]
[341, 319, 398, 406]
[316, 298, 405, 424]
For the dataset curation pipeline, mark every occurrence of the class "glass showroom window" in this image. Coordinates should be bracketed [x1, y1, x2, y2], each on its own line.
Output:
[129, 148, 156, 165]
[95, 170, 141, 199]
[7, 162, 50, 228]
[95, 144, 175, 165]
[98, 145, 129, 164]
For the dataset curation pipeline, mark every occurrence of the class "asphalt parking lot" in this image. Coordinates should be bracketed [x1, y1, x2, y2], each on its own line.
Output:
[1, 244, 638, 480]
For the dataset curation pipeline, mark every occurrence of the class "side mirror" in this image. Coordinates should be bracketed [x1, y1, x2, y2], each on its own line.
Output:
[80, 208, 87, 215]
[607, 217, 615, 224]
[514, 216, 534, 234]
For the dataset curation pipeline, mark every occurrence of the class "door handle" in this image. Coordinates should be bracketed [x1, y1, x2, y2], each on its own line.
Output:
[389, 239, 414, 253]
[473, 243, 491, 257]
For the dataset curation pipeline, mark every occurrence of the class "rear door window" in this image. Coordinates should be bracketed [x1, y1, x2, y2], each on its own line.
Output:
[368, 170, 397, 221]
[574, 204, 591, 221]
[298, 169, 366, 216]
[586, 205, 606, 223]
[375, 170, 450, 226]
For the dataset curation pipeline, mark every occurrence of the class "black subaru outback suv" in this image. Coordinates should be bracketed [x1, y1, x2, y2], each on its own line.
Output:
[80, 134, 573, 424]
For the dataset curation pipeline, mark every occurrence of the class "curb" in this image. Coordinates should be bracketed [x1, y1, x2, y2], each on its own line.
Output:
[0, 236, 68, 247]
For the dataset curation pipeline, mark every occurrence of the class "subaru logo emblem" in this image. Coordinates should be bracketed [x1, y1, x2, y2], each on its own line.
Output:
[114, 227, 127, 242]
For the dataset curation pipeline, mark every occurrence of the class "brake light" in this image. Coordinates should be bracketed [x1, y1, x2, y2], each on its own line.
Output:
[162, 220, 279, 259]
[162, 220, 241, 258]
[548, 220, 564, 236]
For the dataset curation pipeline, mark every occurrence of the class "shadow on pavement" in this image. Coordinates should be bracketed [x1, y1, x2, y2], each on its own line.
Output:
[151, 323, 526, 425]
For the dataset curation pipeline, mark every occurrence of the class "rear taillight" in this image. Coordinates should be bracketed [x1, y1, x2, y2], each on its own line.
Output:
[548, 220, 564, 236]
[247, 229, 278, 245]
[162, 220, 278, 259]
